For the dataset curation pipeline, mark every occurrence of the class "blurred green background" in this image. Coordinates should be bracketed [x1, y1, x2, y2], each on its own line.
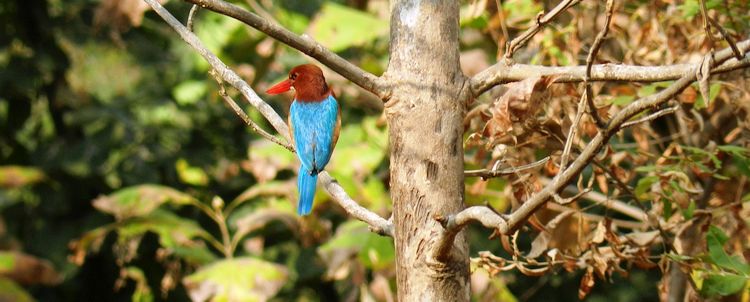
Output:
[5, 0, 742, 300]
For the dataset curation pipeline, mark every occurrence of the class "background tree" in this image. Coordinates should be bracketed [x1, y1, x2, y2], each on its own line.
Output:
[1, 0, 750, 301]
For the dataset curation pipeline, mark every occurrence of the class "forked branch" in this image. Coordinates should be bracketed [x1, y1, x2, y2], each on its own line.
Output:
[182, 0, 388, 98]
[435, 39, 750, 256]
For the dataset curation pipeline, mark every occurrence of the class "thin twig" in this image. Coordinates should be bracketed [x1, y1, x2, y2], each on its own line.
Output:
[182, 0, 387, 98]
[707, 17, 745, 60]
[187, 4, 199, 31]
[583, 0, 615, 128]
[144, 0, 393, 235]
[504, 0, 582, 59]
[560, 94, 587, 171]
[464, 156, 550, 178]
[186, 4, 293, 152]
[209, 70, 295, 152]
[621, 104, 680, 129]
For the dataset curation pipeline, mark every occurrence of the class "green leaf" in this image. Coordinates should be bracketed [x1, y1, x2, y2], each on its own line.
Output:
[662, 199, 673, 220]
[183, 257, 287, 302]
[0, 277, 33, 302]
[59, 39, 143, 103]
[0, 166, 45, 188]
[717, 145, 749, 157]
[610, 95, 635, 106]
[115, 210, 217, 265]
[173, 80, 207, 106]
[694, 83, 721, 109]
[634, 165, 658, 173]
[274, 8, 309, 33]
[176, 158, 210, 186]
[362, 177, 390, 211]
[701, 273, 748, 297]
[707, 226, 750, 274]
[679, 0, 723, 19]
[308, 3, 388, 52]
[92, 184, 195, 220]
[683, 200, 696, 220]
[319, 221, 395, 270]
[120, 267, 154, 302]
[329, 123, 386, 177]
[635, 176, 659, 200]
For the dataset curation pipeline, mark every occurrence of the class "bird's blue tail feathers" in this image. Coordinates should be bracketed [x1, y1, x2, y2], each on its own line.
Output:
[297, 167, 318, 215]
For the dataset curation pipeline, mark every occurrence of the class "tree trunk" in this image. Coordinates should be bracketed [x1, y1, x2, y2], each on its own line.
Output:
[384, 1, 471, 300]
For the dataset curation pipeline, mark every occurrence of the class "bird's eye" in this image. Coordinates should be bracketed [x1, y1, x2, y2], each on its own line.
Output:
[290, 73, 297, 80]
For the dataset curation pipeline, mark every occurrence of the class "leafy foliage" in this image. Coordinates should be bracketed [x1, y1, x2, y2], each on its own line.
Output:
[1, 0, 750, 301]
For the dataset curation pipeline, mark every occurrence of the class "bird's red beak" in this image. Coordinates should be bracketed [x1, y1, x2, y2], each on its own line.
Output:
[266, 79, 292, 95]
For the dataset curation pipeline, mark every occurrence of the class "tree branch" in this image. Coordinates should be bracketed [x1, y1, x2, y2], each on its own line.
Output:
[320, 172, 393, 236]
[433, 206, 509, 262]
[470, 44, 750, 96]
[182, 0, 388, 99]
[144, 0, 392, 235]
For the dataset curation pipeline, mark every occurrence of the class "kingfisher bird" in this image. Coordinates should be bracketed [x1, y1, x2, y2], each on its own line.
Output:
[266, 64, 341, 215]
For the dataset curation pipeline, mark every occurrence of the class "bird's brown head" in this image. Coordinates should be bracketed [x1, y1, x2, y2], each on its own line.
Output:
[266, 64, 330, 102]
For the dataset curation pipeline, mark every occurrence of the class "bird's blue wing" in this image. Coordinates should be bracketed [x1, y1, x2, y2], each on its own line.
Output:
[290, 95, 339, 173]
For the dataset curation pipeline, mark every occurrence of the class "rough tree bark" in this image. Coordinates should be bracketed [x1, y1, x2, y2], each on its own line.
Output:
[384, 1, 471, 301]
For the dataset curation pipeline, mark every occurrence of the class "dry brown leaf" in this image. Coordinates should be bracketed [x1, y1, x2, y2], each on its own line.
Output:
[482, 76, 552, 142]
[0, 251, 62, 286]
[625, 230, 660, 247]
[94, 0, 164, 32]
[591, 221, 607, 244]
[578, 267, 596, 300]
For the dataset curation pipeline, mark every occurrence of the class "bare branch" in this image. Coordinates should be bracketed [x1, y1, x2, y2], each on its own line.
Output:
[208, 70, 295, 152]
[464, 156, 549, 178]
[621, 104, 680, 129]
[545, 203, 645, 229]
[144, 0, 392, 235]
[471, 42, 750, 96]
[504, 0, 582, 59]
[433, 206, 509, 261]
[182, 0, 387, 98]
[560, 94, 587, 170]
[555, 183, 647, 221]
[708, 17, 745, 60]
[320, 172, 393, 236]
[144, 0, 290, 138]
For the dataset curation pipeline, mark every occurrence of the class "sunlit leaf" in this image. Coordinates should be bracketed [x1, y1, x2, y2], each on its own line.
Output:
[119, 266, 154, 302]
[183, 257, 287, 302]
[0, 277, 33, 302]
[694, 83, 721, 109]
[93, 184, 195, 220]
[308, 2, 388, 52]
[679, 0, 722, 19]
[319, 221, 395, 271]
[0, 251, 62, 286]
[706, 226, 750, 274]
[176, 158, 210, 186]
[0, 166, 44, 189]
[634, 176, 659, 200]
[173, 80, 207, 106]
[59, 39, 143, 103]
[116, 210, 215, 261]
